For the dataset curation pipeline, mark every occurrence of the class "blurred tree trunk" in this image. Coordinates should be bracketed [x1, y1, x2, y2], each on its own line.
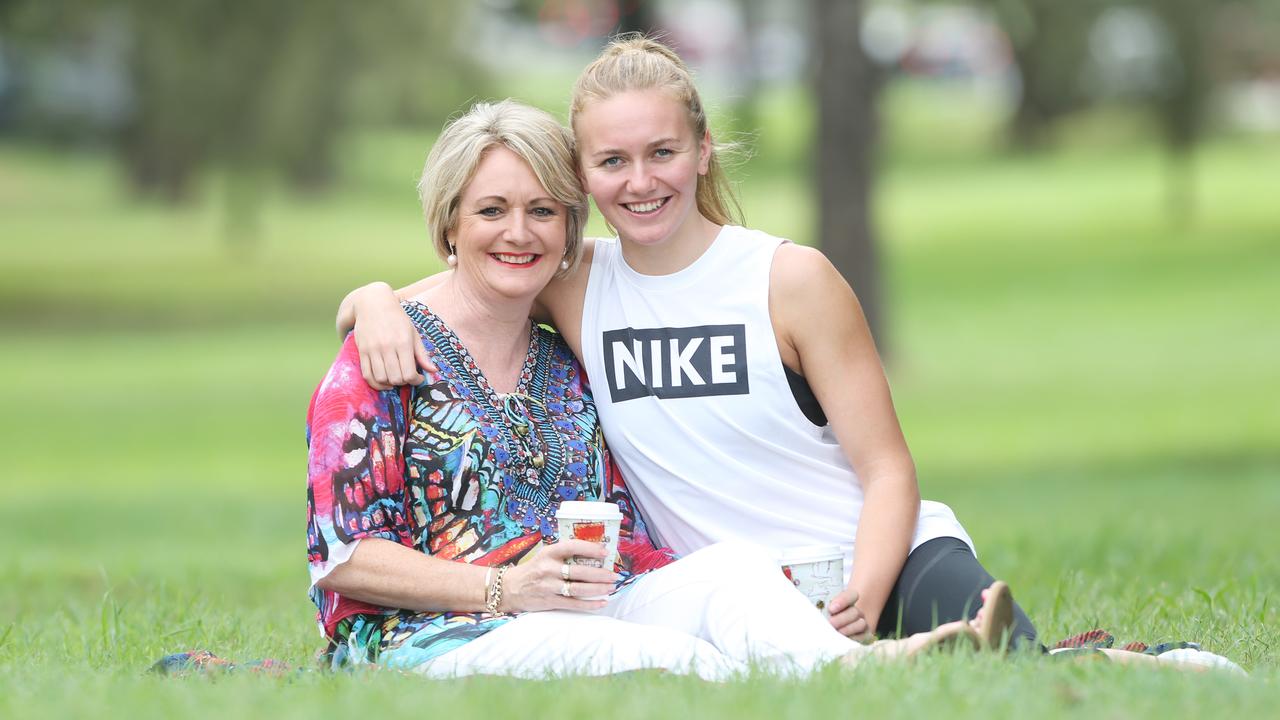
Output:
[617, 0, 657, 35]
[734, 0, 765, 131]
[990, 0, 1099, 149]
[812, 0, 886, 346]
[104, 0, 476, 253]
[1149, 0, 1211, 226]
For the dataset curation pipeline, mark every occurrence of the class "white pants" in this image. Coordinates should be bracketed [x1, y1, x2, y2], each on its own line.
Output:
[417, 541, 860, 680]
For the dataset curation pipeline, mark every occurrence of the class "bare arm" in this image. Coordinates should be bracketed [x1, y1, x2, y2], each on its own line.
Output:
[336, 240, 594, 389]
[334, 278, 442, 389]
[770, 243, 919, 639]
[335, 278, 439, 337]
[317, 537, 619, 614]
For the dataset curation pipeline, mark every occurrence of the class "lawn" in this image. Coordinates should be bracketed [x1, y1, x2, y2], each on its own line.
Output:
[1, 85, 1278, 717]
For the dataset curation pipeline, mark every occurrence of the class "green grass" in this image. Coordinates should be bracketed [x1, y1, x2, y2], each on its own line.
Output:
[2, 84, 1278, 716]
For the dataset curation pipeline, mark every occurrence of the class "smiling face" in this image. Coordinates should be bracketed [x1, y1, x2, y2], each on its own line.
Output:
[448, 145, 568, 304]
[575, 88, 711, 252]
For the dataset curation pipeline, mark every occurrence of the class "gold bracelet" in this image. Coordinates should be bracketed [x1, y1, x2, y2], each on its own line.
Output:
[485, 565, 509, 615]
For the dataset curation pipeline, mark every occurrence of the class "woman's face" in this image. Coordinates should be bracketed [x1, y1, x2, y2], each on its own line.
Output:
[575, 88, 710, 250]
[449, 145, 567, 303]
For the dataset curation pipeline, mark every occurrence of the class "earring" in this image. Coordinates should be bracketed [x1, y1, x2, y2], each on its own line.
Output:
[559, 258, 569, 270]
[446, 245, 457, 267]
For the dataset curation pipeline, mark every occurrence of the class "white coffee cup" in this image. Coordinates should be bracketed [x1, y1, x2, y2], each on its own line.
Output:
[555, 501, 622, 570]
[778, 545, 845, 616]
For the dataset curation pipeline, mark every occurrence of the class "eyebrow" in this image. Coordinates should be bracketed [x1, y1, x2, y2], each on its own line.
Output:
[471, 195, 557, 205]
[590, 137, 683, 157]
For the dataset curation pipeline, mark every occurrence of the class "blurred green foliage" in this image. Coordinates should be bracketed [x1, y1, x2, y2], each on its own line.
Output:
[2, 25, 1279, 706]
[0, 6, 1278, 712]
[2, 85, 1279, 712]
[2, 0, 485, 240]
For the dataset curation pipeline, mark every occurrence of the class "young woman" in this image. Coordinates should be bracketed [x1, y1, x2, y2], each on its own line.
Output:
[338, 36, 1038, 649]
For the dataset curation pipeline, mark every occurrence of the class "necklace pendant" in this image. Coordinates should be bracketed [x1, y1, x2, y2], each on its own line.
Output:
[532, 453, 545, 469]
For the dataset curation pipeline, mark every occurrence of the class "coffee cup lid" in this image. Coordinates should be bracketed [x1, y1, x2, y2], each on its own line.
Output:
[777, 544, 844, 566]
[555, 501, 622, 520]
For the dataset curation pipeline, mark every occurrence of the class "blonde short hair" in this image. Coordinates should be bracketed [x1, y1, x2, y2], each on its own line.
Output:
[418, 100, 587, 276]
[570, 34, 742, 227]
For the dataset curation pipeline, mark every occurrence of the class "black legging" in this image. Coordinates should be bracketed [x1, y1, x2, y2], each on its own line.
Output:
[875, 536, 1040, 650]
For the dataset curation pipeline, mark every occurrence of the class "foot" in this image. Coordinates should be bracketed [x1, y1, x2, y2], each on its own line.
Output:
[848, 621, 979, 665]
[841, 580, 1015, 667]
[972, 580, 1015, 651]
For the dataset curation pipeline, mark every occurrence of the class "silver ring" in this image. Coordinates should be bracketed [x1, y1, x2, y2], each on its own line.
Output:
[560, 580, 572, 598]
[561, 562, 572, 582]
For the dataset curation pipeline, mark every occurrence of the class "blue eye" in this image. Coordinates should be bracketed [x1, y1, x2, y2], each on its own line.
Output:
[601, 156, 623, 168]
[532, 206, 557, 218]
[478, 207, 501, 217]
[654, 148, 673, 159]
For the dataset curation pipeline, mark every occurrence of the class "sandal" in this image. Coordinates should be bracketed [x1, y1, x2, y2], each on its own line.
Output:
[1052, 629, 1115, 650]
[1115, 639, 1200, 655]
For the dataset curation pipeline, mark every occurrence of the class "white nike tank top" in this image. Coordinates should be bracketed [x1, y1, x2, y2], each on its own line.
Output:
[580, 225, 973, 581]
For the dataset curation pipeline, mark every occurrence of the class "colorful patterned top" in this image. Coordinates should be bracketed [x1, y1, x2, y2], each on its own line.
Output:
[306, 301, 674, 669]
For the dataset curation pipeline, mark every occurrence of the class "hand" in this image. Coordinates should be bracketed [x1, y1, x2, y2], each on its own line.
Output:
[828, 588, 874, 641]
[351, 283, 437, 389]
[500, 540, 620, 613]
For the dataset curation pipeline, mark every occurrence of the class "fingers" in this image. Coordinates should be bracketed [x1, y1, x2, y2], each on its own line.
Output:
[829, 604, 867, 637]
[350, 289, 430, 387]
[544, 543, 619, 587]
[505, 553, 618, 613]
[360, 350, 391, 391]
[834, 616, 870, 640]
[368, 352, 392, 390]
[359, 337, 423, 389]
[555, 597, 610, 612]
[550, 539, 610, 562]
[827, 588, 869, 639]
[826, 587, 858, 615]
[551, 563, 616, 607]
[827, 604, 861, 629]
[561, 563, 619, 585]
[561, 581, 618, 600]
[394, 344, 424, 387]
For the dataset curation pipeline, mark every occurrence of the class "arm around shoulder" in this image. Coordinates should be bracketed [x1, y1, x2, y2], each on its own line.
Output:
[334, 277, 443, 389]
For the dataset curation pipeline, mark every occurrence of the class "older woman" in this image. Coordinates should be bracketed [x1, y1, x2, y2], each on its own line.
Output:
[307, 99, 1009, 679]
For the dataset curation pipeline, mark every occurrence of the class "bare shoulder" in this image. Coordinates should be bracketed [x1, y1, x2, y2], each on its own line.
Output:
[767, 243, 860, 372]
[770, 242, 855, 315]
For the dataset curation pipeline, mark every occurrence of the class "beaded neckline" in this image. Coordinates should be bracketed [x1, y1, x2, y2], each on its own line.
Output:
[401, 301, 586, 535]
[402, 300, 538, 400]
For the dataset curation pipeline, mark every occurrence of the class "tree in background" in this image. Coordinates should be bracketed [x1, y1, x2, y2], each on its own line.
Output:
[616, 0, 658, 35]
[983, 0, 1108, 148]
[811, 0, 887, 345]
[982, 0, 1278, 224]
[3, 0, 483, 250]
[1143, 0, 1210, 225]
